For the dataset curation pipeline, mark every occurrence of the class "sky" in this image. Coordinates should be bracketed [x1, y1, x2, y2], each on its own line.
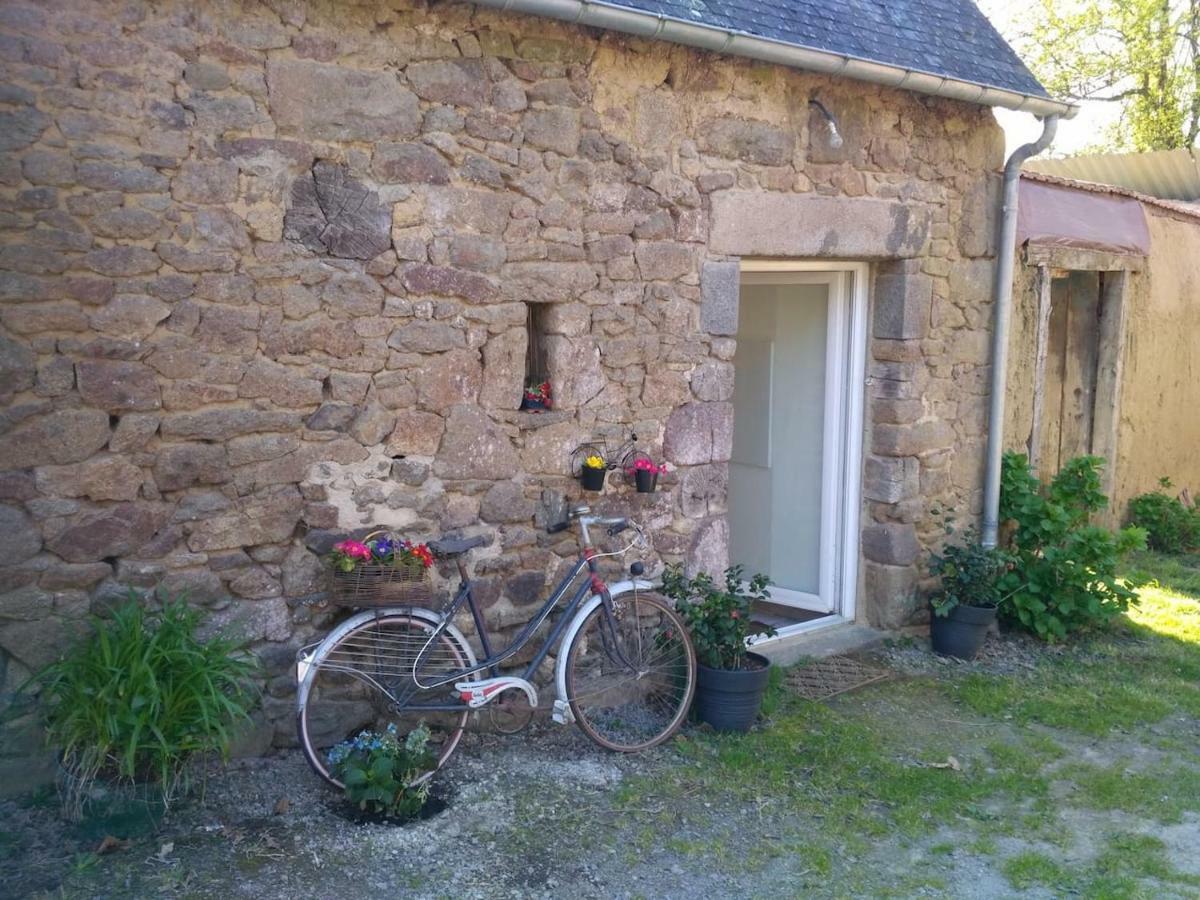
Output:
[977, 0, 1120, 158]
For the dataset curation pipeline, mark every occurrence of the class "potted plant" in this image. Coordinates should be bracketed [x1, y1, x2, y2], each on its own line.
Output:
[661, 565, 775, 733]
[580, 453, 607, 492]
[928, 529, 1015, 660]
[627, 456, 667, 493]
[30, 593, 257, 820]
[520, 380, 552, 412]
[326, 723, 436, 822]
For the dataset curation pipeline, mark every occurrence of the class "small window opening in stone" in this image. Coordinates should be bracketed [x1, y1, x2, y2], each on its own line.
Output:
[523, 303, 551, 411]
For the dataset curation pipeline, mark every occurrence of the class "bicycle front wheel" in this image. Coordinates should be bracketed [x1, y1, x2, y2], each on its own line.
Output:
[565, 592, 696, 752]
[297, 614, 473, 788]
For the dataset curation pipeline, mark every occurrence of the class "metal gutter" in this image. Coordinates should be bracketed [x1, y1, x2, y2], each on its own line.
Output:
[470, 0, 1079, 118]
[981, 115, 1059, 549]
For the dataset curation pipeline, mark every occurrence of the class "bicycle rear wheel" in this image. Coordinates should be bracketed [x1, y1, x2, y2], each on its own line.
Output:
[297, 614, 474, 788]
[565, 592, 696, 752]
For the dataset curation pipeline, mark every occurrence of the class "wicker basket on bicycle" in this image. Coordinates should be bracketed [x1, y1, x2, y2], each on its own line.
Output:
[327, 530, 434, 609]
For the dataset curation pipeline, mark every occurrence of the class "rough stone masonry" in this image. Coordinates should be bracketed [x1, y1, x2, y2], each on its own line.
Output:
[0, 0, 1004, 752]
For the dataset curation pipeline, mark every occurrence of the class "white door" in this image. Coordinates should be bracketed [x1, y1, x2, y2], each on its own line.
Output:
[728, 267, 865, 619]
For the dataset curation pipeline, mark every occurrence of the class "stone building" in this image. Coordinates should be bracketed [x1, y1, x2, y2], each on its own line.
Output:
[0, 0, 1074, 756]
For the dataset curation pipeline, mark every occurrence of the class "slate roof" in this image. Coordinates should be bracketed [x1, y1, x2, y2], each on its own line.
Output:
[596, 0, 1048, 99]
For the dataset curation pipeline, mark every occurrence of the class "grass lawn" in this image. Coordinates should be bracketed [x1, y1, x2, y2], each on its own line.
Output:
[4, 551, 1199, 898]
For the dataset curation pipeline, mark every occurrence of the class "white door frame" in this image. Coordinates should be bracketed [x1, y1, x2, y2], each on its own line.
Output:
[736, 259, 868, 636]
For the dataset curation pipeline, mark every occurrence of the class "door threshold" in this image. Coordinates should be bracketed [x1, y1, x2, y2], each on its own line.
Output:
[751, 618, 888, 668]
[750, 613, 847, 645]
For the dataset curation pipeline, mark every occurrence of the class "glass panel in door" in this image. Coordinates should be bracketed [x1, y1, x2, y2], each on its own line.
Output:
[728, 281, 831, 612]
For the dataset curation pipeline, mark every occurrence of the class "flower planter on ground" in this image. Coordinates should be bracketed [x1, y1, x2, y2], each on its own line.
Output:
[930, 603, 996, 660]
[661, 565, 775, 733]
[694, 652, 772, 732]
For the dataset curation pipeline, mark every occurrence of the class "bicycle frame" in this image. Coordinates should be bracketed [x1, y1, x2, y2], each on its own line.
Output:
[390, 547, 633, 712]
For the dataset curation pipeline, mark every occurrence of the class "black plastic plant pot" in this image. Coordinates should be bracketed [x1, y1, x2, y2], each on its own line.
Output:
[521, 398, 547, 411]
[580, 467, 606, 492]
[930, 603, 997, 660]
[634, 469, 658, 493]
[693, 652, 771, 733]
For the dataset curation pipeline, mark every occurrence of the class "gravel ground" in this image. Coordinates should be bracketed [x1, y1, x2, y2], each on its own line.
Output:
[4, 632, 1198, 899]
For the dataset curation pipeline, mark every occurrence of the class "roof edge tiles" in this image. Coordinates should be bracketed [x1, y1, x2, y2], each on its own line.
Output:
[471, 0, 1079, 118]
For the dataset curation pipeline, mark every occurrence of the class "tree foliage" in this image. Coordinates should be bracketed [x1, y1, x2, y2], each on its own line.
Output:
[1016, 0, 1200, 150]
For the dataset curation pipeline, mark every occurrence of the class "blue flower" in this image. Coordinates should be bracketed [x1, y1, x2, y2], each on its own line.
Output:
[372, 538, 395, 559]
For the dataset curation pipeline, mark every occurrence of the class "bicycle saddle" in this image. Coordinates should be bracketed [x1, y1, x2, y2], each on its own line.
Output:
[429, 534, 488, 557]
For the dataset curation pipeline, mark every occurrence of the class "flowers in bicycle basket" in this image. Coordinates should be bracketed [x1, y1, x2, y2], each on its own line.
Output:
[327, 537, 434, 573]
[327, 723, 436, 820]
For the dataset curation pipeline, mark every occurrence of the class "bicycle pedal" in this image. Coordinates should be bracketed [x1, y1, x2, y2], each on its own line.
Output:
[455, 676, 538, 710]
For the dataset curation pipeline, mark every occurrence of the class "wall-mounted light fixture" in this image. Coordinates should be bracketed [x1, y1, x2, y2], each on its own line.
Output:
[808, 99, 843, 149]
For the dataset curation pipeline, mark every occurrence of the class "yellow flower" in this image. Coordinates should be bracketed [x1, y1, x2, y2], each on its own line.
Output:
[583, 455, 605, 469]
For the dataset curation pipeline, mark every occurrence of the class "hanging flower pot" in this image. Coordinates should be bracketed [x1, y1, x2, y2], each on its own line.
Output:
[580, 454, 607, 492]
[624, 452, 667, 494]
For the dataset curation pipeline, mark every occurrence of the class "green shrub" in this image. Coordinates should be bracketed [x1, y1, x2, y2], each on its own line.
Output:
[660, 564, 774, 669]
[327, 723, 435, 820]
[998, 453, 1146, 641]
[33, 594, 257, 816]
[1128, 478, 1200, 554]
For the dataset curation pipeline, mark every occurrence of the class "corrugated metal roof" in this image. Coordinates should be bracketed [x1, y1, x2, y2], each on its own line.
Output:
[1021, 170, 1200, 222]
[1025, 149, 1200, 202]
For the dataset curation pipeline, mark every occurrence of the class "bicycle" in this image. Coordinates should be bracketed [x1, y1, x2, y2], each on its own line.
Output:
[296, 505, 697, 788]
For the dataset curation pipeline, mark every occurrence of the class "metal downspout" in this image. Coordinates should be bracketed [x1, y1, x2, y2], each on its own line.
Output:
[980, 115, 1059, 548]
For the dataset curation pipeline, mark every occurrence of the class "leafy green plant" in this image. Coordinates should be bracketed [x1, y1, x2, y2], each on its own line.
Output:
[998, 453, 1146, 641]
[1128, 477, 1200, 554]
[928, 528, 1016, 618]
[660, 564, 773, 669]
[33, 593, 257, 816]
[327, 723, 435, 820]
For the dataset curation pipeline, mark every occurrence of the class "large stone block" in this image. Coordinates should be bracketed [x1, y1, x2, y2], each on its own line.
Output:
[433, 405, 518, 479]
[500, 262, 597, 302]
[406, 59, 489, 108]
[35, 456, 144, 502]
[710, 192, 930, 258]
[0, 504, 40, 564]
[700, 260, 739, 336]
[523, 107, 580, 156]
[90, 294, 171, 340]
[664, 402, 734, 465]
[386, 410, 446, 457]
[872, 420, 955, 458]
[480, 327, 527, 410]
[862, 561, 920, 630]
[874, 268, 932, 340]
[45, 503, 171, 563]
[415, 349, 483, 411]
[686, 516, 730, 579]
[0, 408, 111, 469]
[862, 455, 919, 504]
[267, 60, 420, 141]
[154, 443, 231, 492]
[373, 142, 450, 184]
[635, 242, 693, 281]
[76, 359, 162, 412]
[861, 522, 921, 567]
[698, 117, 793, 166]
[543, 335, 603, 408]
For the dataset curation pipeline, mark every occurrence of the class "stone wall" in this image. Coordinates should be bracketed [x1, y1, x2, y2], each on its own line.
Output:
[0, 0, 1004, 754]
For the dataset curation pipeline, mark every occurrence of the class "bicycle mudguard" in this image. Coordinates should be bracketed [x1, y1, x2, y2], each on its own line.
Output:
[295, 607, 478, 711]
[552, 578, 655, 725]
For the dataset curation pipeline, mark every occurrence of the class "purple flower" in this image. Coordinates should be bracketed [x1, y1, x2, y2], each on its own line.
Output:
[372, 538, 395, 559]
